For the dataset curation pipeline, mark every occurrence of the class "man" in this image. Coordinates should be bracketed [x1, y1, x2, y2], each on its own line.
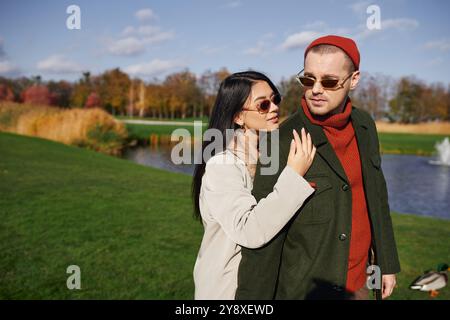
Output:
[236, 35, 400, 300]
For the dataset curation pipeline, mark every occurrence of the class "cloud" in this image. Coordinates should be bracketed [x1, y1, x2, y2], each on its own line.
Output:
[199, 45, 227, 55]
[382, 18, 419, 31]
[124, 59, 184, 77]
[424, 39, 450, 52]
[0, 60, 20, 76]
[349, 1, 372, 15]
[354, 18, 419, 40]
[121, 26, 136, 36]
[280, 17, 418, 51]
[37, 55, 82, 74]
[242, 32, 277, 56]
[221, 1, 242, 9]
[281, 31, 323, 50]
[105, 8, 173, 57]
[135, 8, 157, 22]
[107, 37, 146, 56]
[108, 26, 174, 56]
[121, 25, 174, 41]
[244, 41, 267, 56]
[302, 21, 327, 30]
[425, 57, 444, 67]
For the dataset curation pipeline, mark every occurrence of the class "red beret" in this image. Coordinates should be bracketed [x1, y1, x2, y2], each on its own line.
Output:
[304, 35, 360, 70]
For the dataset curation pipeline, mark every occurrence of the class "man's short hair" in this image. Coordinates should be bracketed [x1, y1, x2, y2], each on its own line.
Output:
[306, 44, 356, 73]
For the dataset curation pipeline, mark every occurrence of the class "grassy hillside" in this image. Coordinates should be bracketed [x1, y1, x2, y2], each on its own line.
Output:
[0, 132, 202, 299]
[0, 132, 448, 299]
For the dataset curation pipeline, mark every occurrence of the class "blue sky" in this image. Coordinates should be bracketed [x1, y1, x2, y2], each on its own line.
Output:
[0, 0, 449, 85]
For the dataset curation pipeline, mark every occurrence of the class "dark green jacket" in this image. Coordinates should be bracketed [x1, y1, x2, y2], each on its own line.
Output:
[236, 106, 401, 300]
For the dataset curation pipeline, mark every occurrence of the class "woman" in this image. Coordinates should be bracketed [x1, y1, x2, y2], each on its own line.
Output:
[192, 71, 316, 299]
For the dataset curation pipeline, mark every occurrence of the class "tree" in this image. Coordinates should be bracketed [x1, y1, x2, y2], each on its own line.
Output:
[198, 68, 230, 117]
[136, 80, 146, 117]
[47, 80, 73, 107]
[145, 83, 171, 119]
[2, 76, 33, 102]
[31, 75, 42, 85]
[96, 68, 130, 115]
[447, 84, 450, 121]
[22, 84, 52, 105]
[164, 70, 203, 119]
[84, 92, 102, 108]
[389, 77, 425, 123]
[127, 78, 143, 116]
[427, 83, 449, 121]
[71, 72, 92, 108]
[0, 83, 15, 101]
[278, 76, 304, 117]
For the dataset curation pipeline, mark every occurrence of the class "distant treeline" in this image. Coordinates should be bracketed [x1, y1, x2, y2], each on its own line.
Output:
[0, 68, 449, 123]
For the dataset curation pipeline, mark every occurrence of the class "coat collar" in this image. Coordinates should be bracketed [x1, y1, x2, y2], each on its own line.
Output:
[293, 104, 371, 184]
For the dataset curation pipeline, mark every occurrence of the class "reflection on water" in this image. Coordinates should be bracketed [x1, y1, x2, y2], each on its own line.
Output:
[123, 144, 195, 175]
[123, 146, 450, 219]
[381, 154, 449, 219]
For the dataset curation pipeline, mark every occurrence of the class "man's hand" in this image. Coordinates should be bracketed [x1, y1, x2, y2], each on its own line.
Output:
[381, 274, 397, 299]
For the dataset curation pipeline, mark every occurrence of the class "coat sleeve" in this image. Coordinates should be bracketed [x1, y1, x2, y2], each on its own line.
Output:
[235, 131, 293, 299]
[371, 118, 401, 275]
[202, 155, 314, 249]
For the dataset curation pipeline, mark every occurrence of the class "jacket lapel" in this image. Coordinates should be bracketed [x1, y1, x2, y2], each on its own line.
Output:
[296, 109, 349, 184]
[351, 108, 373, 198]
[351, 108, 370, 179]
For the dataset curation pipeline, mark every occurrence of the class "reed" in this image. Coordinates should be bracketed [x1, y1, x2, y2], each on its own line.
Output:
[375, 121, 450, 135]
[0, 102, 127, 155]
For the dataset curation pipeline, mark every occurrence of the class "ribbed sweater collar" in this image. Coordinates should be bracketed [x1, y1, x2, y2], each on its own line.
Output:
[301, 96, 352, 129]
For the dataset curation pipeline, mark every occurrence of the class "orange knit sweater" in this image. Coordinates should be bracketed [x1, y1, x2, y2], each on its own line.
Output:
[301, 96, 371, 292]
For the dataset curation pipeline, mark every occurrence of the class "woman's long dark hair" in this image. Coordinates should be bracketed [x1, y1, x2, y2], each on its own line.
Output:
[192, 71, 280, 220]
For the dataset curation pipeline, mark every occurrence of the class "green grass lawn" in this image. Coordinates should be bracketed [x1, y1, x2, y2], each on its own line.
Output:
[378, 132, 449, 156]
[125, 123, 206, 141]
[123, 121, 448, 157]
[390, 214, 450, 300]
[116, 115, 209, 123]
[0, 132, 202, 299]
[0, 131, 449, 299]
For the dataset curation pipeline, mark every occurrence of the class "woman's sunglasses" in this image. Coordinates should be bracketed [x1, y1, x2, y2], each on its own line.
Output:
[242, 93, 282, 114]
[296, 68, 354, 90]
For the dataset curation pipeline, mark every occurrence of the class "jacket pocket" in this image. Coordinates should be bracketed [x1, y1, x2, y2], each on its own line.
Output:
[278, 220, 331, 298]
[293, 175, 333, 225]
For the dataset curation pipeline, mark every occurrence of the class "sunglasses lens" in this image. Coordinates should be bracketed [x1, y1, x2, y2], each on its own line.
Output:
[299, 77, 315, 87]
[272, 94, 282, 105]
[259, 100, 271, 112]
[321, 79, 339, 88]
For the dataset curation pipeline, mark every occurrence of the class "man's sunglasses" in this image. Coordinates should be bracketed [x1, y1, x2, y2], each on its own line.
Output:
[242, 93, 282, 114]
[296, 68, 354, 90]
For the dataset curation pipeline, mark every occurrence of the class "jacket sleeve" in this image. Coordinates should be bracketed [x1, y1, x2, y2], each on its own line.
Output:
[371, 120, 401, 275]
[235, 130, 293, 299]
[202, 155, 314, 249]
[235, 159, 291, 299]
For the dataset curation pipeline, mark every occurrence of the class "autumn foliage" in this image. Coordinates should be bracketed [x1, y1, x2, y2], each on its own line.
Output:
[85, 92, 102, 108]
[21, 85, 53, 105]
[0, 67, 449, 123]
[0, 84, 14, 102]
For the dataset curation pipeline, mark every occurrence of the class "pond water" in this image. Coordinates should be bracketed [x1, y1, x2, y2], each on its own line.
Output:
[123, 145, 450, 220]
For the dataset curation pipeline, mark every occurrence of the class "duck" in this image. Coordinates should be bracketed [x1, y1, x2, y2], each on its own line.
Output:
[410, 263, 449, 297]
